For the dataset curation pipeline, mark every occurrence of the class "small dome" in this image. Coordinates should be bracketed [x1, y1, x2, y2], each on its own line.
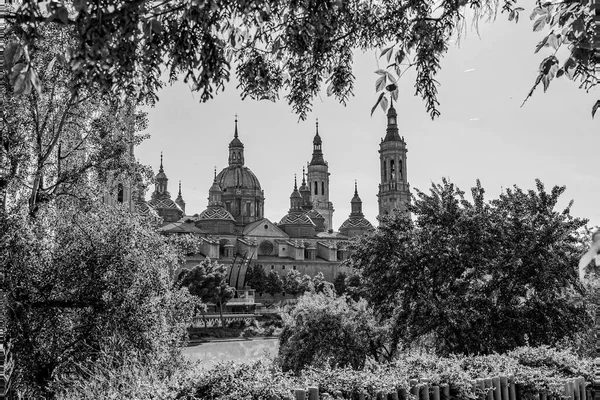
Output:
[339, 216, 373, 230]
[305, 209, 324, 221]
[198, 206, 235, 221]
[279, 212, 315, 226]
[148, 197, 183, 212]
[216, 166, 262, 192]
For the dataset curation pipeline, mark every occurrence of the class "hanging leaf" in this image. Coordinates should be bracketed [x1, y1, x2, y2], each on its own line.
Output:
[4, 42, 20, 68]
[391, 87, 399, 101]
[592, 100, 600, 118]
[395, 49, 405, 65]
[375, 69, 387, 75]
[533, 17, 546, 32]
[371, 92, 386, 116]
[375, 75, 387, 92]
[380, 96, 389, 112]
[30, 68, 42, 96]
[380, 47, 393, 59]
[534, 36, 548, 53]
[547, 33, 559, 50]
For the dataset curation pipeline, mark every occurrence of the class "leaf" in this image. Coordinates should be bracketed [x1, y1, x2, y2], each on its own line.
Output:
[4, 42, 20, 68]
[380, 47, 393, 60]
[530, 7, 546, 20]
[371, 92, 385, 116]
[592, 100, 600, 118]
[13, 69, 31, 95]
[380, 96, 389, 112]
[391, 87, 399, 102]
[533, 17, 546, 32]
[556, 68, 564, 78]
[150, 18, 162, 34]
[534, 36, 548, 54]
[30, 68, 42, 96]
[375, 69, 387, 76]
[326, 81, 335, 97]
[9, 63, 27, 86]
[375, 75, 387, 92]
[509, 10, 515, 21]
[395, 49, 405, 65]
[547, 33, 559, 50]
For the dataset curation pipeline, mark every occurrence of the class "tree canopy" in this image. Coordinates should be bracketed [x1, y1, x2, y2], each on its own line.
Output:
[348, 178, 592, 355]
[10, 0, 594, 120]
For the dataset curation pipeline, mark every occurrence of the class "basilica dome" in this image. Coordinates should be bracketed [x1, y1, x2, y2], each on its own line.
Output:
[216, 166, 262, 193]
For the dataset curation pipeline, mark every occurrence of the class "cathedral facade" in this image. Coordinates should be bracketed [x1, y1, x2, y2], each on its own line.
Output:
[137, 107, 410, 288]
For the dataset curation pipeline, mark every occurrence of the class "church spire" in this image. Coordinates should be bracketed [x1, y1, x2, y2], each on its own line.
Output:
[310, 119, 326, 166]
[208, 167, 223, 207]
[228, 115, 245, 166]
[152, 152, 170, 200]
[351, 180, 363, 216]
[175, 180, 186, 213]
[289, 174, 303, 211]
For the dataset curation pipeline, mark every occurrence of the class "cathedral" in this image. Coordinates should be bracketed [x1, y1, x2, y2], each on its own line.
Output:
[136, 105, 411, 287]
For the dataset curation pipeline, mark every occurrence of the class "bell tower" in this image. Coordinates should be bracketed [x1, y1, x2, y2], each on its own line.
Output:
[377, 103, 410, 221]
[306, 120, 335, 230]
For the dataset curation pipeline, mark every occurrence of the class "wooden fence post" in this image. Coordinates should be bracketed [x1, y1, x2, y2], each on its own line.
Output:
[493, 377, 501, 400]
[308, 387, 319, 400]
[295, 389, 306, 400]
[508, 375, 516, 400]
[500, 376, 509, 400]
[431, 385, 440, 400]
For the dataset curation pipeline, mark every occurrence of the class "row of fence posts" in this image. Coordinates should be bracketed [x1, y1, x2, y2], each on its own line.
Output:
[287, 376, 589, 400]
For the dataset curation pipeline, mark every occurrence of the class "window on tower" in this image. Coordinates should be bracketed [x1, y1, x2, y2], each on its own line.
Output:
[321, 181, 325, 196]
[383, 160, 387, 181]
[314, 181, 318, 195]
[399, 160, 403, 179]
[246, 202, 251, 216]
[117, 183, 124, 203]
[390, 160, 396, 180]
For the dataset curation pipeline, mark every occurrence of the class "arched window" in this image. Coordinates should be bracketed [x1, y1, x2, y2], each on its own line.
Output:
[321, 181, 325, 196]
[399, 160, 403, 180]
[383, 160, 387, 181]
[390, 160, 396, 180]
[314, 181, 318, 195]
[117, 183, 124, 203]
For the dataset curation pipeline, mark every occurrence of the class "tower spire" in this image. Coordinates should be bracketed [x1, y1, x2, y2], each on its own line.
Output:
[178, 180, 182, 196]
[159, 152, 164, 173]
[354, 180, 358, 196]
[234, 114, 239, 138]
[302, 167, 306, 185]
[294, 174, 298, 190]
[316, 118, 319, 135]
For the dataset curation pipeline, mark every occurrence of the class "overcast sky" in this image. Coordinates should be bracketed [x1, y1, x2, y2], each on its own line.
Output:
[137, 6, 600, 231]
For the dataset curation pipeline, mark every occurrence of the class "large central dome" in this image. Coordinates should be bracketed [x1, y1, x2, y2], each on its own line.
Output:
[216, 166, 262, 193]
[215, 118, 265, 226]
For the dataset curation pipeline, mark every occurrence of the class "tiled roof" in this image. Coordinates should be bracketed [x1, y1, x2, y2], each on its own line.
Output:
[305, 209, 324, 220]
[339, 216, 373, 230]
[159, 222, 206, 234]
[148, 197, 183, 212]
[135, 201, 159, 218]
[198, 206, 235, 221]
[279, 212, 315, 226]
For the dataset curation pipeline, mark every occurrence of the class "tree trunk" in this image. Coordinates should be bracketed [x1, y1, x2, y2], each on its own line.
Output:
[219, 303, 225, 327]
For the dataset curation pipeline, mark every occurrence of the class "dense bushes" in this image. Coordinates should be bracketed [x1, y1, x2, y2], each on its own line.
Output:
[54, 346, 592, 400]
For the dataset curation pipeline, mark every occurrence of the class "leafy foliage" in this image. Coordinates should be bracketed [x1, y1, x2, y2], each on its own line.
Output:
[9, 0, 524, 120]
[333, 272, 347, 296]
[349, 178, 592, 355]
[245, 264, 268, 294]
[266, 270, 284, 296]
[278, 291, 391, 373]
[177, 258, 235, 327]
[283, 269, 303, 296]
[2, 23, 151, 216]
[0, 203, 194, 397]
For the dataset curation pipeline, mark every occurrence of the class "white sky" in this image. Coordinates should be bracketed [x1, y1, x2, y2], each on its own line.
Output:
[137, 7, 600, 231]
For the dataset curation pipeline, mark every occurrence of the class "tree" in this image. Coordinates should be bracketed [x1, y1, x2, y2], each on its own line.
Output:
[178, 258, 235, 328]
[298, 274, 315, 295]
[2, 23, 150, 217]
[349, 178, 592, 356]
[333, 272, 347, 296]
[278, 291, 391, 373]
[283, 269, 303, 296]
[0, 202, 194, 397]
[313, 271, 334, 295]
[266, 270, 284, 296]
[8, 0, 530, 121]
[245, 264, 268, 295]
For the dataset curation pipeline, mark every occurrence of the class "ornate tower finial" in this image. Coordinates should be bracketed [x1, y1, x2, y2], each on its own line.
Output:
[178, 180, 182, 196]
[159, 152, 164, 173]
[234, 114, 239, 138]
[294, 174, 298, 190]
[316, 118, 319, 134]
[302, 167, 306, 185]
[213, 166, 217, 181]
[354, 180, 358, 196]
